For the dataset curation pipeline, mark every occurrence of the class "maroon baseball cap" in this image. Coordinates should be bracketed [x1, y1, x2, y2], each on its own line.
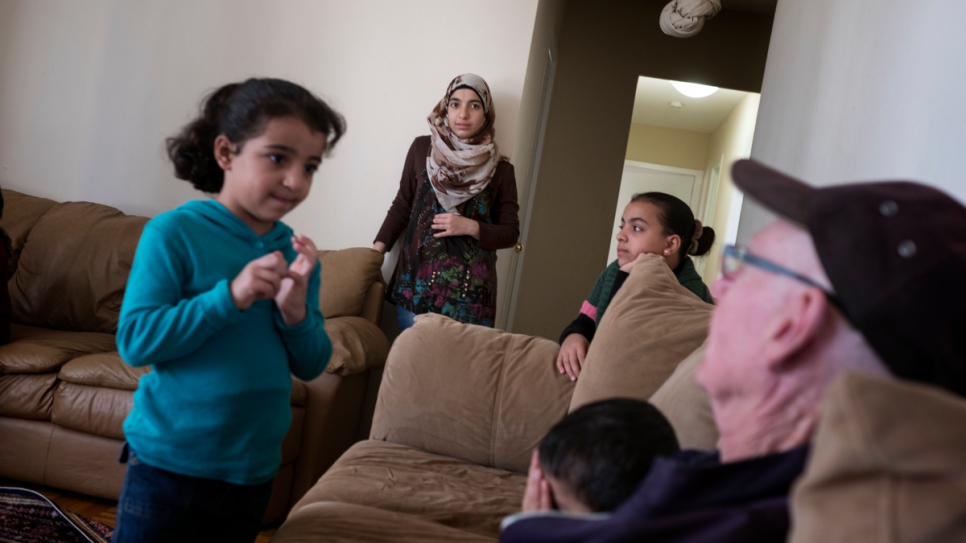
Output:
[732, 159, 966, 396]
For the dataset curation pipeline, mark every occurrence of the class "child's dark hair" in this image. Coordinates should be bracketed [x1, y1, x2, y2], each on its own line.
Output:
[538, 398, 680, 512]
[632, 192, 715, 256]
[166, 78, 346, 193]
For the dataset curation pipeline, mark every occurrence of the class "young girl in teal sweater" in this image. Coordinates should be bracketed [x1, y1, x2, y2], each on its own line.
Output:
[557, 192, 715, 380]
[114, 78, 345, 543]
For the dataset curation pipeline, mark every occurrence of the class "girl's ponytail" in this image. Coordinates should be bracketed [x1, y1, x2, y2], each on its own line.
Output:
[689, 222, 716, 257]
[166, 83, 239, 193]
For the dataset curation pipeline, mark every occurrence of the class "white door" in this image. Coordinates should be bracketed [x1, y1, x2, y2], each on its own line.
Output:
[606, 161, 704, 264]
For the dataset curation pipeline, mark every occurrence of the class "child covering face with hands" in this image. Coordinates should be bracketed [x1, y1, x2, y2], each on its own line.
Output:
[518, 399, 680, 515]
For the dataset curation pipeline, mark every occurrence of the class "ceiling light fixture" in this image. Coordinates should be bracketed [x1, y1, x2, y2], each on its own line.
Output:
[671, 81, 719, 98]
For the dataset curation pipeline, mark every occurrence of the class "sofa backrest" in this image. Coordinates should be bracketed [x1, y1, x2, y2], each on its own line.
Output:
[569, 254, 713, 411]
[649, 340, 718, 451]
[4, 189, 387, 334]
[371, 313, 575, 474]
[317, 248, 385, 320]
[1, 190, 59, 274]
[9, 197, 146, 334]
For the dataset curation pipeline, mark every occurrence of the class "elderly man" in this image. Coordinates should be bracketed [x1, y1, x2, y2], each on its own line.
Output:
[501, 159, 966, 542]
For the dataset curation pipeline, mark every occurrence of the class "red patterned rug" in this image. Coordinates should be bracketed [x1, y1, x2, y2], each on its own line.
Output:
[0, 486, 113, 543]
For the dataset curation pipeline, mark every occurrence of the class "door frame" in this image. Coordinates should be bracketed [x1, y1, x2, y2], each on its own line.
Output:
[500, 47, 557, 332]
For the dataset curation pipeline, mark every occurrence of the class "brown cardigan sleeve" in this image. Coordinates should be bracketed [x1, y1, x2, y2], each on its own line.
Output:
[375, 136, 520, 252]
[373, 137, 427, 250]
[475, 159, 520, 251]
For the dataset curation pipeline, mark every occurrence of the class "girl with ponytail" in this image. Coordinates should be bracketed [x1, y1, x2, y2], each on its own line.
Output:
[557, 192, 715, 381]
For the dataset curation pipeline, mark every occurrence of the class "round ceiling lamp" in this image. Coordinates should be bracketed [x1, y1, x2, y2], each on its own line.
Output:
[671, 81, 719, 98]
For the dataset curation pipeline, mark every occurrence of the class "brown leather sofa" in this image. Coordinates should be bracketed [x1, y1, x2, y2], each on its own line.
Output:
[272, 256, 966, 542]
[0, 189, 391, 523]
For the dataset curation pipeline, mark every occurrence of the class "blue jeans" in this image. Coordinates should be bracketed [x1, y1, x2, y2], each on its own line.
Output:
[396, 305, 417, 332]
[113, 445, 274, 543]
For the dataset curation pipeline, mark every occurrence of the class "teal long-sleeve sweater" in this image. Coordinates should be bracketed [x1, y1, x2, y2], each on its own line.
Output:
[117, 200, 332, 485]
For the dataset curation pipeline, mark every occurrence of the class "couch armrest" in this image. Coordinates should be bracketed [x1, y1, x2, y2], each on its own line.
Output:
[287, 314, 390, 505]
[323, 316, 390, 376]
[289, 371, 370, 509]
[359, 280, 386, 326]
[370, 313, 575, 474]
[318, 248, 385, 320]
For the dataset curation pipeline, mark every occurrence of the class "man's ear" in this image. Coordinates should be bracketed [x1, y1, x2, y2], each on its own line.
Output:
[762, 288, 829, 370]
[213, 135, 235, 171]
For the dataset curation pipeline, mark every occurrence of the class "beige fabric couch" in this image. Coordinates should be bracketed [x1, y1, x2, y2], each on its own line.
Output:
[0, 189, 391, 523]
[273, 255, 718, 541]
[273, 251, 966, 542]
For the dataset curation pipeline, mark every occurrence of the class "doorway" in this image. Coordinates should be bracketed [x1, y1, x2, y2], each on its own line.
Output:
[617, 75, 760, 284]
[504, 0, 774, 341]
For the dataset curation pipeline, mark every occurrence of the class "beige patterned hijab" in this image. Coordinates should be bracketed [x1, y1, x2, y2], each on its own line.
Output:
[427, 74, 501, 213]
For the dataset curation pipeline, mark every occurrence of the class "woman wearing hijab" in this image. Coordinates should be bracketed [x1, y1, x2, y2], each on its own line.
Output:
[373, 74, 520, 330]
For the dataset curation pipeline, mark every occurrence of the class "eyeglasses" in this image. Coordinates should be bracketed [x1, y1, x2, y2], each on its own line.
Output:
[721, 244, 842, 309]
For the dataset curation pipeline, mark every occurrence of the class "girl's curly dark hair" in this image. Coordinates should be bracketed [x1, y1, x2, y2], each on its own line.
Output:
[166, 78, 346, 193]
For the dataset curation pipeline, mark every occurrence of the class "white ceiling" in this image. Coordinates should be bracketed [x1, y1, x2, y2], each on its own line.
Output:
[630, 75, 754, 133]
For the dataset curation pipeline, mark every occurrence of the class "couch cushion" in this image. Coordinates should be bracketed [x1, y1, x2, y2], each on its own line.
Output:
[59, 352, 147, 390]
[9, 200, 146, 333]
[297, 440, 524, 538]
[318, 248, 384, 319]
[50, 382, 306, 445]
[790, 372, 966, 543]
[57, 351, 306, 404]
[0, 373, 58, 420]
[649, 340, 718, 451]
[0, 324, 117, 374]
[0, 190, 59, 274]
[275, 501, 496, 543]
[51, 381, 133, 439]
[569, 254, 712, 412]
[371, 313, 574, 474]
[323, 316, 390, 375]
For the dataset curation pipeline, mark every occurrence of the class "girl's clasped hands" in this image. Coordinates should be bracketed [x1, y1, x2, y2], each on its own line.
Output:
[230, 234, 318, 326]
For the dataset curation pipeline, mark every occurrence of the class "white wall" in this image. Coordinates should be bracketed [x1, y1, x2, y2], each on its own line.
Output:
[624, 123, 709, 171]
[0, 0, 538, 273]
[739, 0, 966, 242]
[700, 93, 759, 285]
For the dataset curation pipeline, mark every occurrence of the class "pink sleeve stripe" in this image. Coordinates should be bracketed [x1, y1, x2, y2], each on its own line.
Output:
[580, 301, 597, 321]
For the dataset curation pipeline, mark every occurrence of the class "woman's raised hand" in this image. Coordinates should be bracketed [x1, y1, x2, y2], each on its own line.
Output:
[274, 234, 319, 326]
[556, 333, 590, 381]
[431, 213, 480, 240]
